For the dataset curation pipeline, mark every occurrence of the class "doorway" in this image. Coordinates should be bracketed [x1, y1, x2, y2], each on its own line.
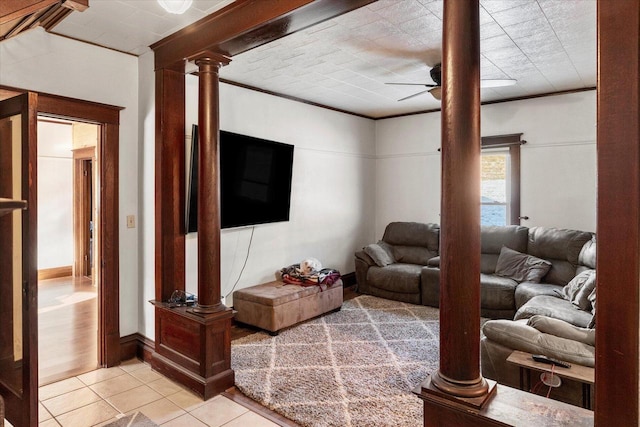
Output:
[36, 118, 100, 386]
[0, 87, 121, 426]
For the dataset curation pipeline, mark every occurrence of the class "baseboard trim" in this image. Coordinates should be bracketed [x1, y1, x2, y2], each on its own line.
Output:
[38, 265, 72, 280]
[342, 271, 356, 287]
[120, 333, 154, 364]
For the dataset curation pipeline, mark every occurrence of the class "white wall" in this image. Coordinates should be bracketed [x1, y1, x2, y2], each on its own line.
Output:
[0, 28, 140, 335]
[138, 54, 376, 337]
[375, 90, 597, 237]
[2, 28, 596, 342]
[37, 121, 73, 269]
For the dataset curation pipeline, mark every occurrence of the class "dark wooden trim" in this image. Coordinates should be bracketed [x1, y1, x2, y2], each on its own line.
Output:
[0, 91, 40, 427]
[120, 333, 154, 365]
[119, 334, 138, 362]
[99, 122, 120, 367]
[73, 152, 94, 277]
[508, 144, 521, 226]
[596, 0, 640, 425]
[480, 133, 523, 148]
[482, 86, 596, 107]
[47, 31, 139, 58]
[377, 87, 596, 120]
[480, 133, 523, 226]
[154, 66, 186, 303]
[37, 265, 72, 280]
[220, 79, 374, 120]
[341, 272, 356, 287]
[0, 85, 122, 124]
[12, 88, 122, 369]
[152, 0, 376, 70]
[1, 0, 58, 24]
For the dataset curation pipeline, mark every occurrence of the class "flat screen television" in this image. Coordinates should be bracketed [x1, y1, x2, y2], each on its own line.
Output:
[186, 126, 294, 232]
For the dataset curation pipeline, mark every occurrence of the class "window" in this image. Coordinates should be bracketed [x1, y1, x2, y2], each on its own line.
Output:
[481, 151, 509, 225]
[480, 134, 523, 225]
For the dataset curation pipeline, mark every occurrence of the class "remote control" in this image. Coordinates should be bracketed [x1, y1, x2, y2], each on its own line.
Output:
[531, 354, 571, 368]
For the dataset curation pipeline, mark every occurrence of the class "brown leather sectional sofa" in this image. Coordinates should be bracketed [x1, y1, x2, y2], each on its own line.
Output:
[355, 221, 597, 407]
[355, 222, 594, 320]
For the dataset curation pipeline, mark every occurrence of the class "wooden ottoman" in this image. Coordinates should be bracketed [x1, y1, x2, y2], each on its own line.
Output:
[233, 279, 343, 334]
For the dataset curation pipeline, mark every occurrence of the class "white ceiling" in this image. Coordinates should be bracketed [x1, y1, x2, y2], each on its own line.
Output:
[50, 0, 596, 119]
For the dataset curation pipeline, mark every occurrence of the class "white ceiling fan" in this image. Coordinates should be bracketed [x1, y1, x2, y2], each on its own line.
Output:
[386, 63, 517, 101]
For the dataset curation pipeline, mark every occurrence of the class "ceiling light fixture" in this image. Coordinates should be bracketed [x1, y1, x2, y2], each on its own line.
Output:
[157, 0, 193, 14]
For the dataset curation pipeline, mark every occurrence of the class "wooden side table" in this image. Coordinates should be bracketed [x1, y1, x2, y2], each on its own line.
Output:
[507, 350, 595, 409]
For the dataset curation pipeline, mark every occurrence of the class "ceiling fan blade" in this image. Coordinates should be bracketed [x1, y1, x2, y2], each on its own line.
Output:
[386, 82, 438, 87]
[480, 79, 517, 88]
[429, 87, 442, 100]
[398, 89, 432, 102]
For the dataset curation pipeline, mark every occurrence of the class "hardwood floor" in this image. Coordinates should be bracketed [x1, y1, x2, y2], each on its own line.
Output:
[38, 275, 98, 386]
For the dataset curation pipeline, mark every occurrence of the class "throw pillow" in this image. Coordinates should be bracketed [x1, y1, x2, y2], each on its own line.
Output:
[561, 269, 596, 311]
[364, 241, 395, 267]
[587, 286, 596, 329]
[494, 246, 552, 283]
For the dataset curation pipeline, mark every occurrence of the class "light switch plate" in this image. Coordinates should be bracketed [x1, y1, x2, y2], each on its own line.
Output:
[126, 215, 135, 228]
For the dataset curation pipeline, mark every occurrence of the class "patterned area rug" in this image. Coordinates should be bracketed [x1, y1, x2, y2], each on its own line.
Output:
[231, 295, 442, 427]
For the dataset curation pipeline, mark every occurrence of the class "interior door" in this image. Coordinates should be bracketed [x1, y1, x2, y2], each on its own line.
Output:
[0, 93, 38, 426]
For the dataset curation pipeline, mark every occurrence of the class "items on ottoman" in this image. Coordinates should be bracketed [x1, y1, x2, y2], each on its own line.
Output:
[279, 261, 341, 286]
[233, 279, 343, 335]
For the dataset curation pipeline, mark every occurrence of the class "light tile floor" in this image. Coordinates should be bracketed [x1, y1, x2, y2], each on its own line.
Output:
[31, 358, 280, 427]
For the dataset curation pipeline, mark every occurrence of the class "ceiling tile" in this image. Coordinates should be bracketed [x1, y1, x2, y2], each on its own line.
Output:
[490, 2, 545, 27]
[46, 0, 597, 118]
[480, 0, 535, 14]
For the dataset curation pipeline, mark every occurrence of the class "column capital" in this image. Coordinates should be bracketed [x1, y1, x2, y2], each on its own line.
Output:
[188, 50, 232, 68]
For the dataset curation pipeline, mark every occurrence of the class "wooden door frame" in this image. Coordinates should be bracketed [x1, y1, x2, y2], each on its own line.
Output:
[73, 147, 95, 278]
[1, 85, 122, 367]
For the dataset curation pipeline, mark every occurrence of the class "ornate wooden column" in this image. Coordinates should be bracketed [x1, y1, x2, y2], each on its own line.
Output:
[415, 0, 495, 413]
[151, 53, 235, 400]
[596, 0, 640, 424]
[192, 52, 230, 313]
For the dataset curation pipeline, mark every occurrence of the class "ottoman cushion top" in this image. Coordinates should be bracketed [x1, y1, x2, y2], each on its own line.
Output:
[234, 280, 341, 307]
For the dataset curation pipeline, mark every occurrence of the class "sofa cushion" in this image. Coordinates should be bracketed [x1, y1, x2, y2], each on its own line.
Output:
[480, 226, 529, 273]
[480, 254, 500, 274]
[495, 246, 551, 283]
[561, 269, 596, 311]
[578, 236, 596, 269]
[515, 282, 564, 309]
[364, 241, 396, 267]
[481, 225, 529, 254]
[481, 273, 518, 310]
[367, 264, 422, 294]
[514, 295, 593, 328]
[526, 227, 593, 285]
[527, 315, 595, 346]
[391, 245, 436, 265]
[482, 319, 595, 367]
[383, 222, 439, 252]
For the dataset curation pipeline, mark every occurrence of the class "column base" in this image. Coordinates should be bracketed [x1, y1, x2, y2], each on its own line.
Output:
[419, 372, 497, 409]
[153, 305, 234, 400]
[190, 302, 226, 314]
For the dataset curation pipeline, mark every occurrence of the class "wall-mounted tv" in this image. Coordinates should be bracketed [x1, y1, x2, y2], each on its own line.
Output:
[186, 126, 294, 232]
